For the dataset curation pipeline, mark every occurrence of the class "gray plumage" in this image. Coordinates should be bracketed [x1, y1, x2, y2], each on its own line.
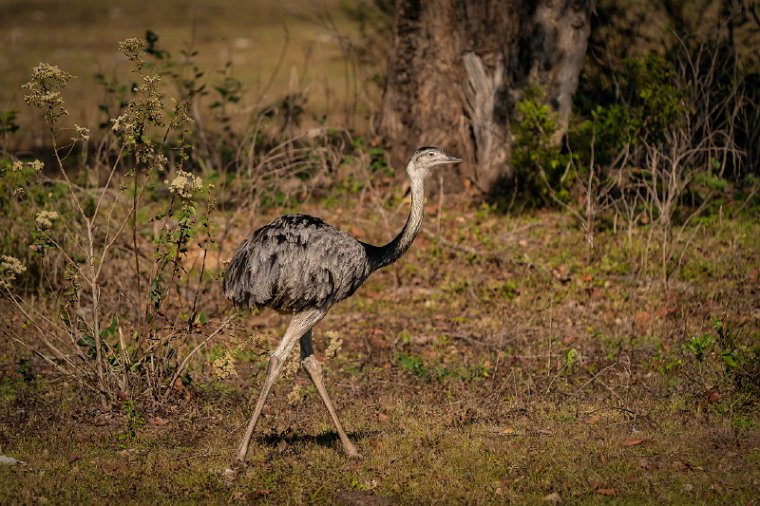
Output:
[225, 146, 462, 462]
[224, 214, 372, 313]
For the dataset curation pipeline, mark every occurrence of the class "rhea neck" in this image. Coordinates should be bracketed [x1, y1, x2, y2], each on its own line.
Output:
[367, 163, 427, 271]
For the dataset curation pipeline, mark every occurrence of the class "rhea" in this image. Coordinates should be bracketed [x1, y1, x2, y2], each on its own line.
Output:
[224, 146, 461, 461]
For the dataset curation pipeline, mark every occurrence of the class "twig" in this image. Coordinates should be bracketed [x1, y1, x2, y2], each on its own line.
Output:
[543, 363, 568, 397]
[420, 227, 498, 261]
[163, 315, 235, 399]
[571, 363, 618, 397]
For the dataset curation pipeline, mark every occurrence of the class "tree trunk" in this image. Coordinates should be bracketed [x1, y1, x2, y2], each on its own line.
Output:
[378, 0, 593, 194]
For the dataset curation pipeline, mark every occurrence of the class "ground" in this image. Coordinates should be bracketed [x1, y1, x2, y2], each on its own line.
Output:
[2, 1, 758, 503]
[1, 190, 758, 504]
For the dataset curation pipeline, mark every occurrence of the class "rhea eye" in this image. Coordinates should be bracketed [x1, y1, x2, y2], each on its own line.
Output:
[427, 152, 435, 157]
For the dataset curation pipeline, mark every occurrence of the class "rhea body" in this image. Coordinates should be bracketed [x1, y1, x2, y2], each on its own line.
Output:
[224, 147, 461, 461]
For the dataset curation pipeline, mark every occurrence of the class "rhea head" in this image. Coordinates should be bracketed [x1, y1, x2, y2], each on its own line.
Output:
[407, 146, 462, 178]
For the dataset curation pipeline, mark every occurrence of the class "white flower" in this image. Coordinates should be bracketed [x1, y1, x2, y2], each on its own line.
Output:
[168, 170, 203, 199]
[110, 114, 135, 135]
[35, 210, 59, 230]
[0, 255, 27, 290]
[1, 255, 26, 275]
[118, 38, 145, 62]
[11, 160, 23, 171]
[21, 63, 74, 120]
[28, 160, 44, 173]
[154, 153, 168, 172]
[73, 124, 90, 143]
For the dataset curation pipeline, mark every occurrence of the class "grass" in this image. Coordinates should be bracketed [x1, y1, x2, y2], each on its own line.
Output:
[2, 386, 757, 503]
[2, 190, 759, 504]
[0, 0, 371, 146]
[1, 5, 758, 502]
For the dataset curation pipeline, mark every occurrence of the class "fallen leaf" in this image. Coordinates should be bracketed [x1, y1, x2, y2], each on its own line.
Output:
[655, 305, 676, 318]
[542, 491, 562, 504]
[707, 391, 722, 403]
[634, 310, 652, 327]
[623, 437, 644, 446]
[596, 488, 616, 496]
[587, 415, 603, 425]
[149, 417, 168, 426]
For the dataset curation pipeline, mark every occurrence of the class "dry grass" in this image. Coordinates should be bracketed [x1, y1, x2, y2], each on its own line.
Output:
[0, 0, 371, 148]
[2, 187, 758, 504]
[1, 5, 758, 502]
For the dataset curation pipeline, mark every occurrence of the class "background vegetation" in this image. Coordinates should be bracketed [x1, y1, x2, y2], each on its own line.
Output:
[1, 0, 758, 503]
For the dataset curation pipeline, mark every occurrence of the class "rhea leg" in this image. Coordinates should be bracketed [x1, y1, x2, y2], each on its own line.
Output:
[236, 309, 325, 462]
[299, 330, 360, 458]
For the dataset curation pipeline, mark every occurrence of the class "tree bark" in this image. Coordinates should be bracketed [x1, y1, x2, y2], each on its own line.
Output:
[378, 0, 593, 194]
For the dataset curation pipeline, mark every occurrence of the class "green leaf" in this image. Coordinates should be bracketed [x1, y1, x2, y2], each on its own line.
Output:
[720, 352, 738, 368]
[100, 316, 118, 338]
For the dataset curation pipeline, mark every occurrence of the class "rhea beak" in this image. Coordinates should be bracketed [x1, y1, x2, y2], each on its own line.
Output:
[440, 155, 463, 165]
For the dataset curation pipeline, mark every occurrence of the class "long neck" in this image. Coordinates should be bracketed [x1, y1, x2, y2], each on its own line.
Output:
[368, 172, 425, 271]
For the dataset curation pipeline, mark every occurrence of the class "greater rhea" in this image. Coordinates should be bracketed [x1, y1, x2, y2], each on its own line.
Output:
[224, 146, 461, 461]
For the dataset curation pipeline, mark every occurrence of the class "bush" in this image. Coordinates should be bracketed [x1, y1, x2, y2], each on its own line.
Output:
[559, 37, 754, 277]
[1, 39, 226, 408]
[510, 86, 573, 204]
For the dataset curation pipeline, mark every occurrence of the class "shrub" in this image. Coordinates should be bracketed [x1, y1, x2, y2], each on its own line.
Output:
[1, 37, 228, 408]
[510, 86, 573, 204]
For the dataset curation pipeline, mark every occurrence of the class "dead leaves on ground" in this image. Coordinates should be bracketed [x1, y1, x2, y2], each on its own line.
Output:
[622, 437, 645, 446]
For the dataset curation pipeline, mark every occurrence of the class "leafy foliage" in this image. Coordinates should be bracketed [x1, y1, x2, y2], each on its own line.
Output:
[510, 86, 573, 204]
